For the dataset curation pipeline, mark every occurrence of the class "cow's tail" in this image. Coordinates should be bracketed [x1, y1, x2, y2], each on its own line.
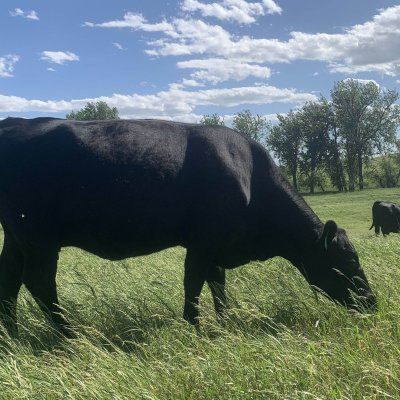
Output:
[370, 200, 381, 231]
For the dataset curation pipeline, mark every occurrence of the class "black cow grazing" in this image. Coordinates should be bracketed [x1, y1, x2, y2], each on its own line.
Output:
[0, 117, 376, 336]
[370, 200, 400, 236]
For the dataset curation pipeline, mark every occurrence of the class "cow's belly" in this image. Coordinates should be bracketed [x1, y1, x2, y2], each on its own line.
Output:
[62, 219, 183, 261]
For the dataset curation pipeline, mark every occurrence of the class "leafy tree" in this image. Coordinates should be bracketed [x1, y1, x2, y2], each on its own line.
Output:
[298, 101, 331, 194]
[365, 155, 399, 188]
[391, 139, 400, 185]
[267, 111, 302, 190]
[66, 101, 119, 121]
[298, 169, 330, 193]
[331, 79, 400, 190]
[232, 109, 270, 144]
[200, 113, 225, 126]
[328, 125, 347, 191]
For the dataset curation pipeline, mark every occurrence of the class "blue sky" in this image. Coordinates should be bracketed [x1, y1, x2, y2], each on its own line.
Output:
[1, 0, 400, 124]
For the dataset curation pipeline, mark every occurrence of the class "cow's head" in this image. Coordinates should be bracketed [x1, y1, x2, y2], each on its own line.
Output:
[305, 220, 376, 311]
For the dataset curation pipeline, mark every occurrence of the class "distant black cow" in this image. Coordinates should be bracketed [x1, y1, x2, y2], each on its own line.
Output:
[0, 117, 376, 336]
[370, 200, 400, 236]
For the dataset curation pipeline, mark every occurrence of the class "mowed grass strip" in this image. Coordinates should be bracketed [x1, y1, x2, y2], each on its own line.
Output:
[0, 188, 400, 399]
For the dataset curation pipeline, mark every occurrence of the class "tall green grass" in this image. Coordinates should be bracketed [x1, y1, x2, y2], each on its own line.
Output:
[1, 188, 400, 399]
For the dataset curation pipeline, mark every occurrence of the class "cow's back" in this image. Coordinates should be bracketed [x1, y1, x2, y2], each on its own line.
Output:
[0, 118, 255, 259]
[371, 200, 400, 234]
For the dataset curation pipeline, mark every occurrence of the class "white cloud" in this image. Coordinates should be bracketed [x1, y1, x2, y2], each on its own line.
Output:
[262, 0, 282, 14]
[83, 4, 400, 83]
[181, 0, 282, 24]
[343, 78, 380, 87]
[96, 85, 314, 117]
[177, 58, 271, 84]
[0, 94, 73, 113]
[329, 62, 400, 76]
[0, 55, 20, 78]
[145, 19, 232, 57]
[40, 51, 80, 65]
[181, 78, 203, 87]
[169, 79, 204, 90]
[0, 85, 316, 117]
[141, 5, 400, 77]
[113, 42, 126, 50]
[84, 12, 177, 37]
[85, 10, 274, 84]
[10, 8, 39, 21]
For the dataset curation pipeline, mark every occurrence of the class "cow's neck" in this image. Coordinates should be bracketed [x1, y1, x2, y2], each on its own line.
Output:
[250, 143, 324, 266]
[264, 178, 323, 265]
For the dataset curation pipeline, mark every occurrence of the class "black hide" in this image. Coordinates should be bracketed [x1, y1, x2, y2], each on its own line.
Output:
[0, 117, 376, 335]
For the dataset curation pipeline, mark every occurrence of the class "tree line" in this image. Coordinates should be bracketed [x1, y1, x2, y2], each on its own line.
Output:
[201, 79, 400, 193]
[67, 80, 400, 193]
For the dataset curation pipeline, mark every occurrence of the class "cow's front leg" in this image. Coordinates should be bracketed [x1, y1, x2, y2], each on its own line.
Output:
[22, 247, 74, 338]
[206, 266, 226, 319]
[183, 248, 208, 325]
[0, 229, 24, 337]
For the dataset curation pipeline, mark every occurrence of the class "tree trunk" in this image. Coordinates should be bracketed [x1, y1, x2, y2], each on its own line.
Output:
[396, 168, 400, 186]
[332, 129, 345, 192]
[292, 172, 298, 191]
[345, 141, 356, 191]
[309, 166, 315, 194]
[347, 164, 355, 191]
[333, 156, 347, 192]
[340, 160, 348, 191]
[346, 153, 356, 191]
[357, 151, 364, 190]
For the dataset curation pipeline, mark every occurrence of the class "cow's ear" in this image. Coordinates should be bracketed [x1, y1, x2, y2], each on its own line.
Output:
[321, 220, 337, 250]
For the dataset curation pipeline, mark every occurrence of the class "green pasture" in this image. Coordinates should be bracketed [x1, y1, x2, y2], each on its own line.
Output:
[1, 188, 400, 399]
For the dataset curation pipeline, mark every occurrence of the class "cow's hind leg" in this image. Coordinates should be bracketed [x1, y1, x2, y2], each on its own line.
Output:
[206, 266, 226, 319]
[0, 229, 23, 336]
[183, 249, 227, 325]
[183, 248, 210, 325]
[375, 224, 380, 236]
[22, 247, 73, 337]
